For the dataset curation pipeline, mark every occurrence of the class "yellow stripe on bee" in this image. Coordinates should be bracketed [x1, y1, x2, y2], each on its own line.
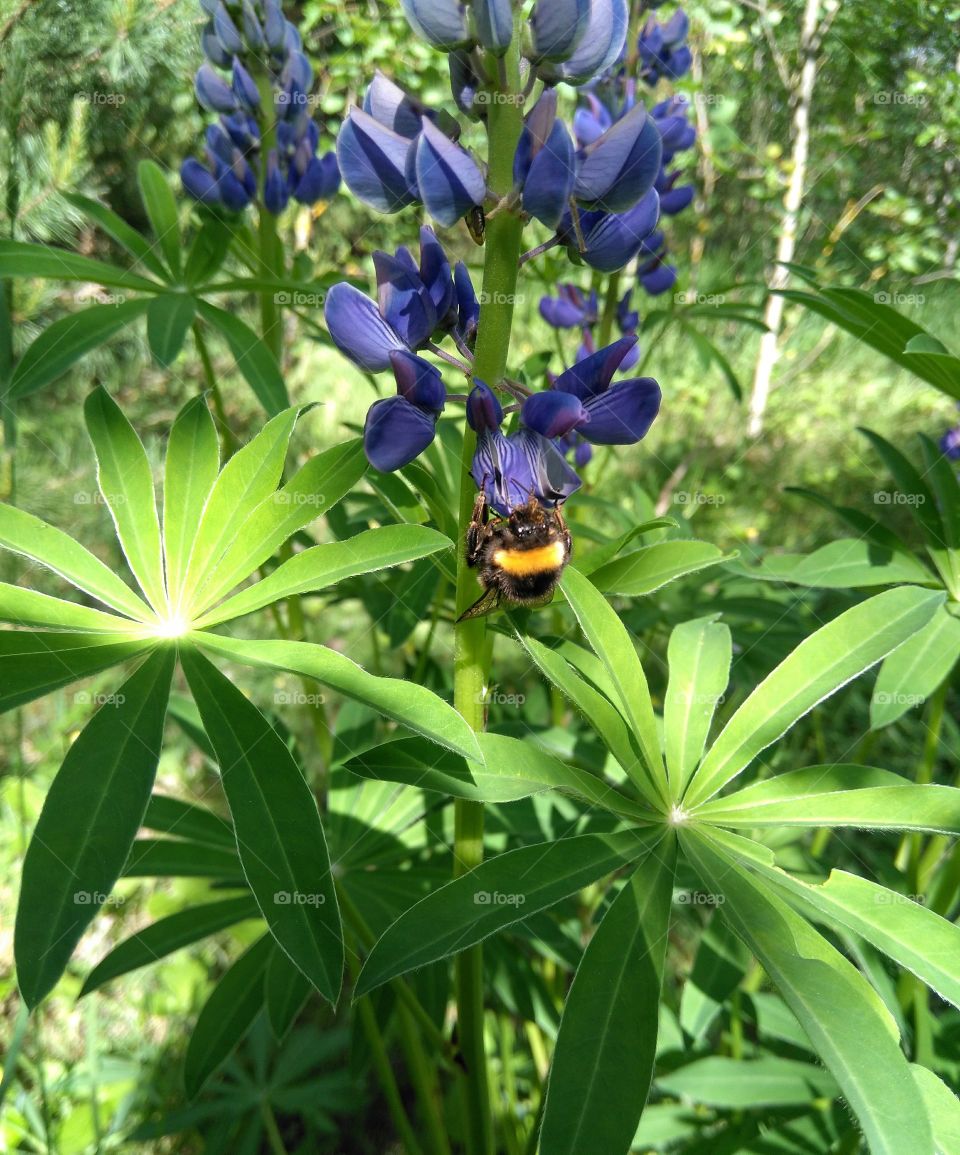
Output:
[492, 541, 566, 576]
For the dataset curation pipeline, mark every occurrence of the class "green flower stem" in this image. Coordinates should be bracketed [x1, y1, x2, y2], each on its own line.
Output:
[596, 267, 623, 348]
[192, 321, 237, 458]
[452, 41, 526, 1155]
[347, 947, 427, 1155]
[396, 1003, 454, 1155]
[260, 1102, 288, 1155]
[255, 74, 284, 364]
[337, 884, 457, 1066]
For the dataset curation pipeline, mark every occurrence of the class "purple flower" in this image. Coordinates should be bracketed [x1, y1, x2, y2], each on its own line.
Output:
[364, 352, 446, 472]
[560, 189, 661, 272]
[551, 0, 630, 86]
[325, 229, 469, 371]
[941, 424, 960, 461]
[467, 382, 582, 515]
[539, 284, 598, 330]
[337, 106, 419, 214]
[529, 0, 591, 64]
[523, 336, 661, 445]
[514, 90, 576, 229]
[573, 102, 663, 214]
[473, 0, 513, 55]
[400, 0, 471, 50]
[184, 6, 339, 215]
[638, 9, 692, 86]
[415, 119, 486, 227]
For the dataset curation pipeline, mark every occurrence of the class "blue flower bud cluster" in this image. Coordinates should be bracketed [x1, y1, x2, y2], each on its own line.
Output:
[181, 0, 340, 214]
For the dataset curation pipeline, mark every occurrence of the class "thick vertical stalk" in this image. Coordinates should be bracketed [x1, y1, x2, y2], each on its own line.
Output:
[452, 42, 525, 1155]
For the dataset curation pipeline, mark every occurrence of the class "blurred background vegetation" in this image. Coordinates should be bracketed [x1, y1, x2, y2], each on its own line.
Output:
[2, 0, 959, 1150]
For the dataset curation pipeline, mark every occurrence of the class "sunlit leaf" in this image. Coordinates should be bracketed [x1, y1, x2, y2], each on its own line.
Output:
[195, 524, 451, 627]
[698, 764, 960, 834]
[682, 827, 933, 1155]
[195, 633, 483, 762]
[685, 586, 944, 807]
[84, 387, 166, 615]
[664, 616, 731, 797]
[163, 395, 220, 612]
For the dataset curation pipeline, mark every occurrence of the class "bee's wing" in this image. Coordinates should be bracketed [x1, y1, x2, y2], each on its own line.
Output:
[456, 586, 502, 622]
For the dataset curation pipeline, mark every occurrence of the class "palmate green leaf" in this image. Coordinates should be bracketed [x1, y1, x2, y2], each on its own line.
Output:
[184, 933, 274, 1098]
[518, 634, 653, 802]
[84, 387, 166, 615]
[177, 406, 300, 612]
[697, 764, 960, 834]
[656, 1055, 837, 1108]
[163, 396, 220, 613]
[355, 830, 659, 996]
[0, 240, 163, 293]
[80, 896, 261, 996]
[871, 605, 960, 728]
[540, 834, 676, 1155]
[589, 540, 732, 597]
[9, 300, 151, 401]
[146, 293, 196, 367]
[190, 439, 369, 615]
[194, 524, 451, 628]
[684, 586, 945, 808]
[0, 584, 138, 632]
[181, 648, 343, 1004]
[0, 630, 153, 714]
[0, 502, 152, 621]
[196, 633, 483, 762]
[681, 827, 933, 1155]
[737, 538, 935, 588]
[664, 616, 731, 797]
[912, 1065, 960, 1153]
[137, 160, 181, 279]
[14, 647, 175, 1008]
[63, 192, 169, 280]
[341, 734, 654, 820]
[754, 863, 960, 1013]
[195, 300, 288, 415]
[560, 566, 667, 802]
[122, 838, 242, 879]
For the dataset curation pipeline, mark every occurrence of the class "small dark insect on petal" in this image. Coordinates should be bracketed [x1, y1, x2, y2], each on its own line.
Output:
[466, 205, 486, 246]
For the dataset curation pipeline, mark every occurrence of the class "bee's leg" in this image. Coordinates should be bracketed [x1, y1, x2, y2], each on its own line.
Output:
[554, 501, 573, 561]
[465, 491, 490, 568]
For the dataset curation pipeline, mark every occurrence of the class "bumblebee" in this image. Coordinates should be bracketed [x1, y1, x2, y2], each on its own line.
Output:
[458, 492, 572, 622]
